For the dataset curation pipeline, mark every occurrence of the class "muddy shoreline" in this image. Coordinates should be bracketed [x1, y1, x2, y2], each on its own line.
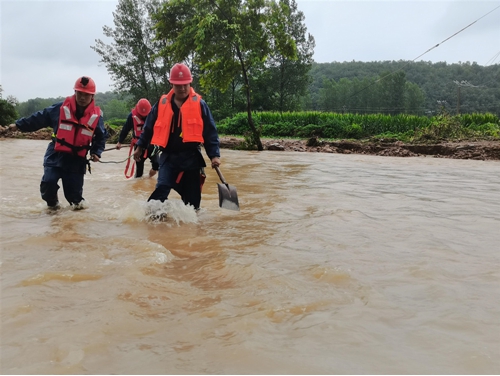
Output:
[220, 136, 500, 161]
[1, 127, 499, 161]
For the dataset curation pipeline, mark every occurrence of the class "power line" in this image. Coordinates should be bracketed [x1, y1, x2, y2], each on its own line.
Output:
[485, 51, 500, 66]
[343, 4, 500, 104]
[376, 4, 500, 83]
[410, 4, 500, 63]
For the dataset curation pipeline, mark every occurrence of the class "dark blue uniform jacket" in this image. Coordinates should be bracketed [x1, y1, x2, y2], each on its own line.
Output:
[15, 101, 108, 173]
[136, 97, 220, 171]
[118, 113, 135, 144]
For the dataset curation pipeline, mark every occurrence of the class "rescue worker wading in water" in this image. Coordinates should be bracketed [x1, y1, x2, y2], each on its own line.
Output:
[4, 76, 108, 210]
[133, 63, 221, 210]
[116, 98, 159, 178]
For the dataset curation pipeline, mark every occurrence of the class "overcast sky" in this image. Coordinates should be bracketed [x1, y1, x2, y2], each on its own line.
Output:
[1, 0, 499, 102]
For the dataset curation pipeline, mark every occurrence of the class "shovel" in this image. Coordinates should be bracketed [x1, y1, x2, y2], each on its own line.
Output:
[215, 166, 240, 211]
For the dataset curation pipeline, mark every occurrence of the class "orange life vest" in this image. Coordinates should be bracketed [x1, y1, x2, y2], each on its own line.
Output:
[131, 108, 145, 139]
[54, 95, 102, 158]
[150, 88, 204, 148]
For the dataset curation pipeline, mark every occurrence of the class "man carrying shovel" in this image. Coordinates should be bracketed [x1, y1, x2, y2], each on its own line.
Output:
[133, 63, 220, 210]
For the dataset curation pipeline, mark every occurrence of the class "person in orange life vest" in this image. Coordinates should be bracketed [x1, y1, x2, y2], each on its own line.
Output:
[4, 76, 108, 210]
[116, 98, 159, 178]
[133, 63, 221, 210]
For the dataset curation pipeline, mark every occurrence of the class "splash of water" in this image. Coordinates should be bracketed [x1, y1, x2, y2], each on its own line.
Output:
[116, 199, 199, 225]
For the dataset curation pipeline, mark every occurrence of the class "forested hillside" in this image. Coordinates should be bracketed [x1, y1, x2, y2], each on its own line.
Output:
[309, 61, 500, 116]
[10, 60, 500, 123]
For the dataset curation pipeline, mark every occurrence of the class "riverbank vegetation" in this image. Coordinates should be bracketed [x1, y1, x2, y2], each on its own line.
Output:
[1, 0, 499, 151]
[214, 111, 499, 148]
[97, 110, 499, 150]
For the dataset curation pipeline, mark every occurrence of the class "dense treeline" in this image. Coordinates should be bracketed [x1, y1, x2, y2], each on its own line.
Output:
[10, 92, 133, 124]
[309, 61, 500, 116]
[8, 60, 499, 125]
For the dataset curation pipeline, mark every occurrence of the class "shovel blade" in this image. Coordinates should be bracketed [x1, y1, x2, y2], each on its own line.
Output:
[217, 183, 240, 211]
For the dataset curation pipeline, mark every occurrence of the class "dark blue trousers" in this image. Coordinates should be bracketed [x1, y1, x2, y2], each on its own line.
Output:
[148, 168, 202, 209]
[134, 145, 159, 178]
[40, 166, 84, 206]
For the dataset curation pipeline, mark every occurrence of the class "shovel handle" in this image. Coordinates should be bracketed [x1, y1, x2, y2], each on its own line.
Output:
[214, 166, 228, 185]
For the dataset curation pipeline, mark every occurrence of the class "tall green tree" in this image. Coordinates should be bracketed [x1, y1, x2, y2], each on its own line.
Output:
[6, 95, 19, 107]
[0, 99, 18, 125]
[317, 74, 425, 115]
[92, 0, 170, 104]
[377, 71, 407, 114]
[318, 78, 337, 112]
[404, 82, 426, 115]
[102, 99, 131, 120]
[264, 0, 314, 112]
[204, 81, 247, 121]
[16, 97, 65, 118]
[154, 0, 298, 150]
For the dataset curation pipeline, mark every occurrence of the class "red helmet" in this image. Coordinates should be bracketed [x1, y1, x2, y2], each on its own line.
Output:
[74, 76, 96, 94]
[169, 63, 192, 85]
[135, 98, 151, 117]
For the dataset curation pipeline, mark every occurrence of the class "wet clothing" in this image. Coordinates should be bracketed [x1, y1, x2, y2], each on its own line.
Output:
[132, 144, 159, 178]
[118, 112, 159, 178]
[15, 98, 108, 206]
[136, 89, 220, 209]
[151, 88, 205, 147]
[54, 96, 102, 158]
[40, 167, 84, 206]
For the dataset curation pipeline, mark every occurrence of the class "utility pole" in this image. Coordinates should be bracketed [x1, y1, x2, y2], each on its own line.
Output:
[453, 80, 481, 115]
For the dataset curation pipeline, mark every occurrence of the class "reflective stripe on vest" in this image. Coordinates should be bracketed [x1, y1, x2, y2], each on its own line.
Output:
[131, 110, 144, 138]
[59, 123, 73, 131]
[63, 106, 71, 120]
[54, 95, 101, 158]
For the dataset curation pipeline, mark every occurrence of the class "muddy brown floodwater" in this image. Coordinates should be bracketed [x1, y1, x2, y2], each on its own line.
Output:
[1, 138, 499, 374]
